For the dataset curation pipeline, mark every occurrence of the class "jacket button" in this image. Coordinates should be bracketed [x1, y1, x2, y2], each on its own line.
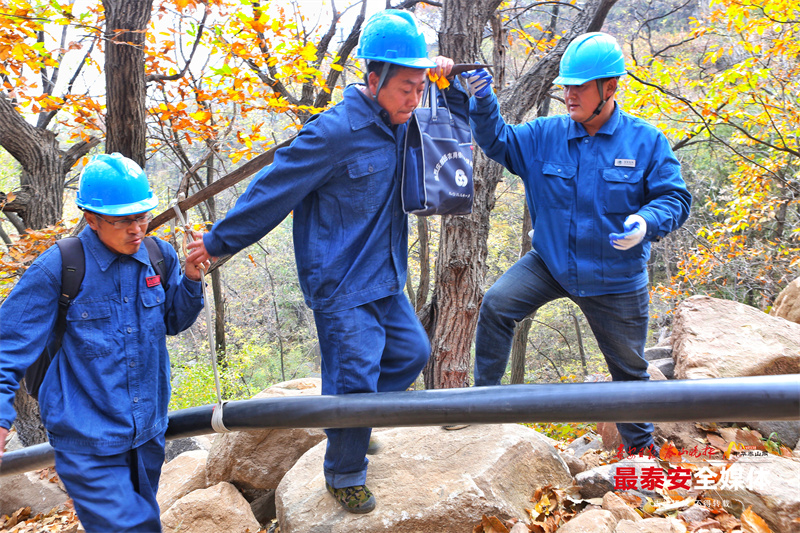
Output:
[127, 327, 132, 333]
[82, 312, 88, 318]
[368, 165, 374, 172]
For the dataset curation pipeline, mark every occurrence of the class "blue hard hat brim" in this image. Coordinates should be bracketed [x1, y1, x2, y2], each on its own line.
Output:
[553, 71, 626, 86]
[363, 55, 437, 69]
[78, 195, 159, 216]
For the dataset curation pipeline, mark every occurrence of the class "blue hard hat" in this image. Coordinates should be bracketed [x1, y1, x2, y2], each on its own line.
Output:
[356, 10, 436, 69]
[553, 32, 627, 86]
[76, 153, 158, 216]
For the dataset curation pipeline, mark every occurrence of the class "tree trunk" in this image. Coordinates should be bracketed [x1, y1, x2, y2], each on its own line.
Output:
[571, 310, 588, 380]
[509, 316, 532, 384]
[0, 93, 97, 447]
[0, 94, 77, 228]
[103, 0, 154, 167]
[415, 216, 430, 312]
[422, 0, 619, 390]
[203, 150, 227, 355]
[509, 203, 534, 384]
[12, 387, 47, 446]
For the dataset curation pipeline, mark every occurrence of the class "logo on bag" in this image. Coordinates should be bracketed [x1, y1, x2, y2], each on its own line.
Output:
[433, 152, 472, 182]
[455, 169, 468, 187]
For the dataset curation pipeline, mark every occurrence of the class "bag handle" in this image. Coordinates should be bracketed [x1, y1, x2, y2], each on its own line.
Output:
[420, 79, 452, 124]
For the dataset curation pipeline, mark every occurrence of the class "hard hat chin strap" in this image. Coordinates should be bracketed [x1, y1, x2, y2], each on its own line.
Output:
[582, 78, 607, 124]
[371, 62, 391, 101]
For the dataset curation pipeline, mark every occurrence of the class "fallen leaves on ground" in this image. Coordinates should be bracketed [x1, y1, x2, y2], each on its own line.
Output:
[741, 506, 772, 533]
[472, 425, 783, 533]
[0, 502, 80, 533]
[472, 514, 513, 533]
[473, 490, 774, 533]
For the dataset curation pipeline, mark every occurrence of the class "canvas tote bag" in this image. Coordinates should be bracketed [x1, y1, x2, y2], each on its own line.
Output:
[401, 81, 474, 216]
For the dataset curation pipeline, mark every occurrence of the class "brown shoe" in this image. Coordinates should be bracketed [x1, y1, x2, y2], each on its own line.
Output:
[326, 482, 376, 514]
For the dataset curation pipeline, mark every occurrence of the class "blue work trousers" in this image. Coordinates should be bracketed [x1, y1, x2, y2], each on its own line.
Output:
[54, 433, 165, 533]
[474, 250, 654, 450]
[314, 293, 430, 488]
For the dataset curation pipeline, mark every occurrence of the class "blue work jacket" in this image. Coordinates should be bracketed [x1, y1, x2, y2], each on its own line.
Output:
[470, 93, 692, 296]
[205, 83, 469, 312]
[0, 228, 203, 454]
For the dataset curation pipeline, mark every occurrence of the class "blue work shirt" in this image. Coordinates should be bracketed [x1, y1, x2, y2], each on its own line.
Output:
[470, 93, 692, 296]
[0, 228, 203, 454]
[205, 83, 469, 312]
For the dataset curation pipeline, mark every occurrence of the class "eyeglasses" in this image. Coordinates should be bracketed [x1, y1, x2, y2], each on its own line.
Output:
[96, 212, 153, 229]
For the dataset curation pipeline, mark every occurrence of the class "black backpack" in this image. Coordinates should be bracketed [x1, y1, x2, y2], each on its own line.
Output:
[24, 236, 167, 400]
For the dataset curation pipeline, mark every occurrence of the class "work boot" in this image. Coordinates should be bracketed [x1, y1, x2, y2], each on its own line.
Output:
[326, 482, 376, 514]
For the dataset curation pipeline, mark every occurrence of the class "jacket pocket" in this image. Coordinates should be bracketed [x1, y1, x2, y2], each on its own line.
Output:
[141, 287, 167, 340]
[346, 150, 392, 215]
[66, 299, 113, 358]
[540, 162, 577, 209]
[602, 167, 644, 214]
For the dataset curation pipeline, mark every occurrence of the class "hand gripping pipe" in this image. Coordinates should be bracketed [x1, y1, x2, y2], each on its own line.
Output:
[2, 374, 798, 477]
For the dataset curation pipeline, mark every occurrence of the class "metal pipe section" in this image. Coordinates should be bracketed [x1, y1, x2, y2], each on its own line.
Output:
[2, 374, 798, 477]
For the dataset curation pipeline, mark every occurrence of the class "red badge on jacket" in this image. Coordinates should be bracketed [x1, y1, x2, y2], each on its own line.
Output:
[146, 275, 161, 288]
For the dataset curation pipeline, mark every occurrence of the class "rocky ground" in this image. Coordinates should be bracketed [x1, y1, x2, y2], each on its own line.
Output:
[2, 422, 796, 533]
[3, 293, 799, 532]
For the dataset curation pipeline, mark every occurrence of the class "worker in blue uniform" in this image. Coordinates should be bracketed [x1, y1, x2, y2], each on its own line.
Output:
[186, 10, 468, 513]
[460, 32, 692, 454]
[0, 153, 206, 532]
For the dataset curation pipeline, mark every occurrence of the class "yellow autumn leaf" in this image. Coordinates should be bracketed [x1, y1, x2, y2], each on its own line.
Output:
[741, 506, 772, 533]
[190, 110, 211, 122]
[479, 515, 509, 533]
[427, 71, 451, 89]
[534, 493, 551, 514]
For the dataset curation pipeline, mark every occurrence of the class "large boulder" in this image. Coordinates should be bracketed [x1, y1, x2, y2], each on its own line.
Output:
[0, 468, 68, 516]
[164, 434, 214, 463]
[205, 378, 326, 491]
[160, 481, 261, 533]
[713, 454, 800, 533]
[157, 450, 209, 513]
[276, 424, 573, 533]
[772, 276, 800, 325]
[574, 456, 664, 501]
[673, 295, 800, 379]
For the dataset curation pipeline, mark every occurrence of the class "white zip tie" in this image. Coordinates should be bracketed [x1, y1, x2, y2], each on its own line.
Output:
[173, 204, 230, 433]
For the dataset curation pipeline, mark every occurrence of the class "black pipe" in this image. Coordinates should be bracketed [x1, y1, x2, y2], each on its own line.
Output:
[2, 374, 798, 477]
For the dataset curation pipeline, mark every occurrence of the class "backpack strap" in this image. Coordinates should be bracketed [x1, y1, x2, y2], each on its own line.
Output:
[24, 237, 84, 399]
[143, 236, 167, 289]
[55, 237, 86, 313]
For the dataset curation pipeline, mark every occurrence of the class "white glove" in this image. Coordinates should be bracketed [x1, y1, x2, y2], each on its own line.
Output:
[461, 68, 493, 98]
[609, 214, 646, 250]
